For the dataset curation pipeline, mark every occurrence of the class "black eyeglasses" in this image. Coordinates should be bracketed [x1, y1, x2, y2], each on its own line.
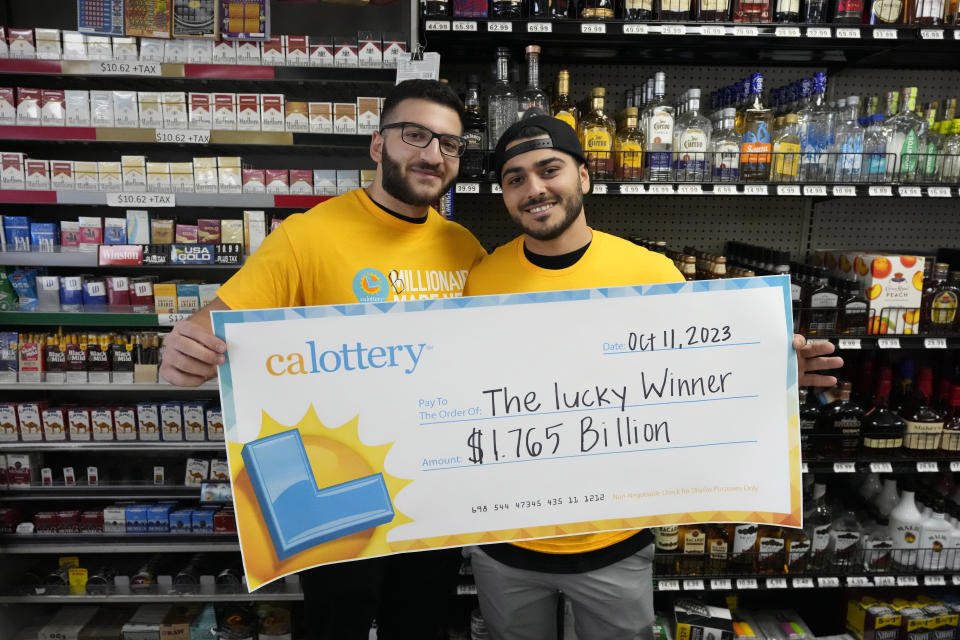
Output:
[380, 122, 467, 158]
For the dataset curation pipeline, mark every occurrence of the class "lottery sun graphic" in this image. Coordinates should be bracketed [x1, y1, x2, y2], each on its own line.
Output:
[228, 406, 412, 590]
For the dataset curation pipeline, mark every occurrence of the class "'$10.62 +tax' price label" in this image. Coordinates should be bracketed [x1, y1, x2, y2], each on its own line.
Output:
[107, 193, 176, 207]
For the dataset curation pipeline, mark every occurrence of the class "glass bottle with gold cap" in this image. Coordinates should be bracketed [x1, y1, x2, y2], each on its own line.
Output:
[581, 87, 616, 180]
[551, 70, 579, 134]
[581, 0, 617, 18]
[519, 46, 548, 118]
[615, 106, 645, 180]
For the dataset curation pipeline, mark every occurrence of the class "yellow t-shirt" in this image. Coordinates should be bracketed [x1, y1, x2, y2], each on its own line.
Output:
[464, 230, 684, 555]
[218, 189, 486, 309]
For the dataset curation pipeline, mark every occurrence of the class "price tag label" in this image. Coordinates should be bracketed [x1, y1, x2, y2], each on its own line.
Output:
[711, 579, 732, 590]
[620, 184, 645, 195]
[734, 26, 759, 36]
[766, 578, 788, 589]
[848, 576, 872, 587]
[744, 184, 768, 195]
[683, 579, 705, 591]
[833, 185, 857, 196]
[90, 61, 162, 76]
[897, 576, 919, 587]
[658, 580, 680, 591]
[793, 577, 814, 588]
[456, 183, 480, 194]
[836, 28, 860, 38]
[592, 183, 608, 195]
[736, 578, 758, 590]
[106, 193, 176, 207]
[807, 27, 832, 38]
[838, 338, 861, 350]
[487, 21, 513, 32]
[924, 337, 947, 349]
[955, 30, 960, 40]
[158, 313, 190, 326]
[775, 26, 802, 37]
[678, 184, 703, 195]
[807, 338, 828, 344]
[777, 185, 801, 196]
[878, 338, 900, 349]
[804, 185, 828, 196]
[954, 575, 960, 585]
[156, 129, 210, 144]
[924, 575, 946, 586]
[899, 186, 922, 197]
[834, 461, 857, 473]
[425, 20, 451, 31]
[870, 462, 893, 473]
[662, 24, 687, 35]
[869, 185, 893, 197]
[917, 461, 938, 473]
[928, 186, 952, 197]
[648, 184, 675, 195]
[581, 23, 606, 34]
[874, 575, 896, 586]
[921, 29, 944, 39]
[491, 183, 502, 194]
[527, 22, 552, 33]
[801, 462, 809, 473]
[702, 25, 725, 36]
[623, 24, 649, 34]
[873, 28, 897, 39]
[453, 21, 478, 31]
[818, 577, 840, 588]
[951, 461, 960, 472]
[714, 184, 739, 195]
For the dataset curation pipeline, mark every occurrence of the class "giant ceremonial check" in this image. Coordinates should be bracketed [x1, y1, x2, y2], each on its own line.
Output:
[212, 275, 801, 591]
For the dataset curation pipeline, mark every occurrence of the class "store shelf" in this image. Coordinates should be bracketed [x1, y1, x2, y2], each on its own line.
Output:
[803, 335, 960, 350]
[652, 573, 960, 591]
[0, 381, 217, 391]
[0, 311, 194, 326]
[0, 534, 238, 554]
[0, 248, 247, 268]
[0, 441, 224, 452]
[423, 19, 960, 67]
[0, 589, 303, 603]
[802, 458, 960, 475]
[0, 486, 202, 501]
[0, 190, 334, 209]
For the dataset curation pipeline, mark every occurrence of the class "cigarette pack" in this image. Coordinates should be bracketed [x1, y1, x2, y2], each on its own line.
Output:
[237, 40, 261, 65]
[206, 407, 224, 440]
[137, 403, 160, 440]
[25, 160, 50, 191]
[74, 161, 98, 191]
[185, 458, 208, 486]
[106, 276, 131, 305]
[60, 275, 84, 311]
[147, 162, 171, 192]
[113, 37, 139, 61]
[357, 97, 380, 135]
[0, 332, 17, 384]
[334, 35, 359, 68]
[242, 168, 265, 193]
[175, 224, 198, 243]
[336, 170, 360, 194]
[164, 39, 188, 63]
[112, 90, 139, 128]
[261, 36, 284, 65]
[61, 31, 87, 60]
[382, 33, 407, 68]
[170, 162, 195, 193]
[50, 161, 74, 190]
[314, 170, 337, 195]
[42, 408, 66, 441]
[309, 102, 333, 134]
[199, 283, 219, 307]
[189, 92, 212, 130]
[8, 28, 36, 59]
[236, 93, 261, 131]
[17, 402, 43, 441]
[40, 89, 65, 126]
[243, 210, 266, 254]
[122, 155, 147, 192]
[86, 35, 113, 59]
[0, 403, 17, 440]
[90, 90, 114, 127]
[35, 28, 62, 60]
[162, 92, 188, 128]
[161, 402, 183, 441]
[16, 87, 41, 126]
[97, 161, 122, 192]
[310, 36, 334, 67]
[198, 219, 221, 243]
[139, 38, 165, 61]
[284, 101, 308, 132]
[334, 102, 358, 135]
[213, 39, 237, 64]
[91, 408, 114, 441]
[137, 91, 163, 128]
[1, 152, 25, 189]
[289, 170, 313, 195]
[64, 90, 90, 127]
[358, 32, 382, 68]
[218, 156, 242, 194]
[170, 509, 193, 533]
[147, 504, 172, 532]
[0, 87, 14, 125]
[151, 219, 174, 245]
[286, 35, 308, 66]
[126, 210, 151, 244]
[192, 508, 214, 531]
[104, 217, 127, 245]
[187, 39, 213, 63]
[103, 504, 128, 533]
[79, 216, 104, 248]
[125, 504, 147, 533]
[182, 401, 207, 441]
[193, 157, 218, 194]
[212, 92, 236, 130]
[361, 169, 377, 187]
[221, 219, 244, 244]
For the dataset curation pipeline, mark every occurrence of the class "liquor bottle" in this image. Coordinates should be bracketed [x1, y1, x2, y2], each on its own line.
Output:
[920, 263, 959, 334]
[491, 0, 523, 18]
[918, 499, 952, 570]
[833, 0, 863, 22]
[803, 0, 827, 20]
[770, 113, 802, 182]
[816, 381, 864, 459]
[519, 46, 548, 119]
[799, 388, 819, 459]
[730, 524, 760, 573]
[711, 108, 741, 182]
[785, 527, 811, 573]
[582, 0, 617, 17]
[461, 77, 487, 180]
[805, 267, 839, 335]
[885, 87, 925, 183]
[899, 367, 944, 454]
[832, 96, 864, 183]
[940, 120, 960, 184]
[862, 517, 894, 572]
[681, 255, 697, 281]
[860, 472, 883, 501]
[551, 70, 579, 134]
[528, 0, 550, 17]
[838, 280, 869, 335]
[615, 107, 645, 180]
[626, 0, 656, 18]
[674, 89, 712, 182]
[830, 506, 862, 569]
[658, 0, 693, 19]
[912, 0, 947, 22]
[698, 0, 731, 20]
[732, 0, 771, 21]
[804, 482, 833, 570]
[868, 0, 905, 21]
[875, 479, 899, 518]
[775, 0, 800, 21]
[917, 108, 943, 182]
[941, 384, 960, 453]
[581, 88, 616, 180]
[798, 73, 836, 182]
[741, 73, 774, 181]
[710, 257, 728, 279]
[863, 114, 889, 182]
[861, 369, 906, 455]
[487, 48, 519, 152]
[550, 0, 574, 17]
[644, 72, 675, 183]
[756, 526, 787, 573]
[654, 526, 679, 575]
[706, 523, 731, 573]
[678, 523, 707, 574]
[423, 0, 451, 17]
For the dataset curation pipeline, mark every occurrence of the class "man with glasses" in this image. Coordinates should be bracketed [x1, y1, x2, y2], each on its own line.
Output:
[160, 79, 485, 638]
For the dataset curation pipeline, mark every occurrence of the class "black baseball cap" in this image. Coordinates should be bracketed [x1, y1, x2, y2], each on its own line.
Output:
[493, 113, 587, 185]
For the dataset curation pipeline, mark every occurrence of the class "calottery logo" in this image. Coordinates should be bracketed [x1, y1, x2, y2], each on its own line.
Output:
[353, 268, 390, 303]
[266, 341, 429, 376]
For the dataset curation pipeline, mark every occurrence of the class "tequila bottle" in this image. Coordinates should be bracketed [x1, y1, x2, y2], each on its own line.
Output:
[770, 113, 801, 182]
[711, 108, 741, 182]
[519, 46, 548, 118]
[885, 87, 925, 183]
[581, 88, 616, 180]
[644, 72, 675, 182]
[487, 48, 518, 152]
[741, 73, 773, 181]
[674, 89, 712, 182]
[615, 107, 645, 180]
[551, 70, 579, 133]
[797, 72, 835, 183]
[461, 76, 487, 180]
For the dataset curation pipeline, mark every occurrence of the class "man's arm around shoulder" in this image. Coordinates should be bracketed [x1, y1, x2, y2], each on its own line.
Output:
[159, 297, 230, 387]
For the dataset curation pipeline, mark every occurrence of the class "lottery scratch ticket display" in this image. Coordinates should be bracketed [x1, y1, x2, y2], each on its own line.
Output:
[125, 0, 173, 39]
[220, 0, 269, 40]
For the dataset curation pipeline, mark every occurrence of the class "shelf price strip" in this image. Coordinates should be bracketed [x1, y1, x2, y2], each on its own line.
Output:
[487, 21, 513, 32]
[899, 186, 922, 197]
[792, 577, 814, 588]
[836, 28, 861, 38]
[833, 185, 856, 196]
[581, 23, 606, 34]
[924, 575, 946, 586]
[90, 61, 162, 76]
[897, 576, 919, 587]
[425, 20, 450, 31]
[833, 462, 856, 473]
[869, 462, 893, 473]
[106, 193, 176, 207]
[778, 185, 801, 196]
[869, 186, 893, 197]
[877, 338, 900, 349]
[710, 579, 732, 590]
[455, 183, 480, 194]
[917, 461, 938, 472]
[736, 578, 758, 590]
[662, 24, 687, 35]
[766, 578, 787, 589]
[683, 579, 704, 591]
[924, 338, 947, 349]
[837, 338, 861, 349]
[847, 576, 872, 587]
[156, 129, 210, 144]
[873, 29, 897, 39]
[702, 25, 725, 36]
[623, 24, 649, 34]
[874, 576, 896, 587]
[733, 26, 759, 36]
[678, 184, 702, 194]
[527, 22, 551, 33]
[744, 185, 768, 195]
[920, 29, 944, 39]
[453, 21, 478, 31]
[807, 27, 832, 37]
[928, 186, 952, 197]
[658, 580, 680, 591]
[775, 26, 802, 37]
[818, 577, 840, 588]
[804, 185, 827, 196]
[951, 461, 960, 472]
[714, 185, 739, 195]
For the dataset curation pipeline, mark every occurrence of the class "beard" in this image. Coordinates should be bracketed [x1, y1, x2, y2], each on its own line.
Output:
[380, 144, 457, 207]
[510, 183, 584, 242]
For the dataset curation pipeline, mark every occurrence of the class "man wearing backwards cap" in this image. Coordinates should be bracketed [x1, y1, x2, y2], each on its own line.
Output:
[462, 113, 842, 640]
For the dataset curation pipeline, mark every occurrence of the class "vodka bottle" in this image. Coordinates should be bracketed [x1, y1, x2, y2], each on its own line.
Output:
[487, 48, 518, 151]
[797, 72, 836, 182]
[833, 95, 864, 182]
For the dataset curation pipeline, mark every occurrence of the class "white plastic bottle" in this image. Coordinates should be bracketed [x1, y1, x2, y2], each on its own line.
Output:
[918, 499, 953, 571]
[874, 479, 899, 519]
[888, 484, 924, 569]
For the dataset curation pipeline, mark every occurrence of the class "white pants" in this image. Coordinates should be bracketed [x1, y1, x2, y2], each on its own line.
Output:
[466, 545, 655, 640]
